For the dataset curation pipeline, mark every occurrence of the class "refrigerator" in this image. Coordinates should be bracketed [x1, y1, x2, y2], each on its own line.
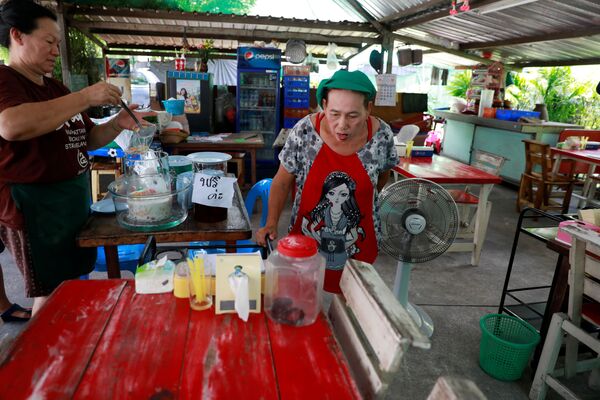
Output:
[236, 47, 281, 141]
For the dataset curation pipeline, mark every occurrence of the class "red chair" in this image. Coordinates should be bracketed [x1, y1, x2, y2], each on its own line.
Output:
[558, 129, 600, 206]
[558, 129, 600, 175]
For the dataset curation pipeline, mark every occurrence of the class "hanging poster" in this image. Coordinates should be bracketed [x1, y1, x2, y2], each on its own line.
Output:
[375, 74, 397, 106]
[105, 58, 130, 78]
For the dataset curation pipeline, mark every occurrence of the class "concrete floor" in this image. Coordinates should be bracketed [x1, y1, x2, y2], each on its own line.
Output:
[1, 183, 599, 399]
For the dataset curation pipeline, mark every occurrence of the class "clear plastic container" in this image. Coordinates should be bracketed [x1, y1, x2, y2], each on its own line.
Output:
[108, 173, 192, 231]
[187, 152, 231, 175]
[265, 235, 325, 327]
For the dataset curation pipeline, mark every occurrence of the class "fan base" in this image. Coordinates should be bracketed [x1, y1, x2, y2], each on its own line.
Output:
[406, 302, 434, 337]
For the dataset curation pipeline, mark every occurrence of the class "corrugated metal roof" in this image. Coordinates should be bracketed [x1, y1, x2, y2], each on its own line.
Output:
[39, 1, 600, 67]
[391, 0, 600, 66]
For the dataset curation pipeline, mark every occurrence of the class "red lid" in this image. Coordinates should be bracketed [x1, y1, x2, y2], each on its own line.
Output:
[277, 234, 318, 258]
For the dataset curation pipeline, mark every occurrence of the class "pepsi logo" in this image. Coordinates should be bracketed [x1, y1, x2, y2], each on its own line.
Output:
[244, 51, 254, 60]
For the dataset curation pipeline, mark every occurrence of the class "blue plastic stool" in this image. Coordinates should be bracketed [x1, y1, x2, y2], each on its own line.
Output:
[94, 244, 145, 274]
[194, 178, 272, 255]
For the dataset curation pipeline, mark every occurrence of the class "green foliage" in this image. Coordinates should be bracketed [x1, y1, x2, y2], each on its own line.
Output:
[505, 67, 599, 128]
[53, 28, 102, 85]
[0, 46, 7, 64]
[69, 0, 256, 14]
[446, 70, 472, 99]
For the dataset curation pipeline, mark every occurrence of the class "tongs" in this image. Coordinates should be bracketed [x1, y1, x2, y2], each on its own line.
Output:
[119, 99, 143, 131]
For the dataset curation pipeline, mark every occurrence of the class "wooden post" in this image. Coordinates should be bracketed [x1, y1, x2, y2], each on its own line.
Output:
[383, 33, 394, 74]
[56, 1, 72, 89]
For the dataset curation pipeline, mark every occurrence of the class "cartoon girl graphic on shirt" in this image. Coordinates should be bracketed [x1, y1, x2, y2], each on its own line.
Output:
[301, 171, 365, 270]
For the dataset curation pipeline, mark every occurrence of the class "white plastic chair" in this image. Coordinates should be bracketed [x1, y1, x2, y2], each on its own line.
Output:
[393, 124, 421, 182]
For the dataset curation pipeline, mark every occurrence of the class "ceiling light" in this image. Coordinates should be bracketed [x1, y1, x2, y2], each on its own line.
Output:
[475, 0, 539, 15]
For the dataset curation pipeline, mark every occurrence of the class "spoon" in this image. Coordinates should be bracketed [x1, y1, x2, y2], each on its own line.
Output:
[119, 99, 143, 130]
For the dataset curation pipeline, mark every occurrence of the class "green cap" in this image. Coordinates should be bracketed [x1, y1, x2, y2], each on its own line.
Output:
[316, 70, 376, 108]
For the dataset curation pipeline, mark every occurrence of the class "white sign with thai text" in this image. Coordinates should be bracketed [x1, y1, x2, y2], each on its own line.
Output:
[192, 173, 236, 208]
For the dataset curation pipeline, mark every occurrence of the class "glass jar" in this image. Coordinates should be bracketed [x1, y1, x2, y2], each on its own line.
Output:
[187, 152, 232, 223]
[265, 235, 325, 327]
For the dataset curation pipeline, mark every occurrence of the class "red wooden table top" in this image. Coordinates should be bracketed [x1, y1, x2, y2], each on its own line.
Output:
[0, 280, 360, 400]
[551, 147, 600, 163]
[393, 155, 502, 185]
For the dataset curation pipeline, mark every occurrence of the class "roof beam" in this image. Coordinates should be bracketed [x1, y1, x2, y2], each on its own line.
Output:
[379, 0, 447, 23]
[461, 27, 600, 50]
[510, 57, 600, 68]
[393, 33, 494, 65]
[66, 4, 376, 33]
[72, 21, 374, 48]
[389, 0, 512, 30]
[340, 0, 389, 35]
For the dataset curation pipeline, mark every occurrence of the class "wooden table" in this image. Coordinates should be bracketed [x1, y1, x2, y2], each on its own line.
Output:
[393, 155, 502, 265]
[551, 147, 600, 207]
[77, 182, 252, 278]
[0, 279, 360, 399]
[166, 133, 265, 185]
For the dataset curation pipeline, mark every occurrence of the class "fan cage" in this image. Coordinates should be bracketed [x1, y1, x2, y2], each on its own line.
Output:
[379, 178, 459, 263]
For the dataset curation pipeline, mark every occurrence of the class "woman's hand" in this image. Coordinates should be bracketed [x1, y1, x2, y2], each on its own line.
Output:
[112, 104, 156, 131]
[79, 82, 123, 107]
[256, 225, 277, 246]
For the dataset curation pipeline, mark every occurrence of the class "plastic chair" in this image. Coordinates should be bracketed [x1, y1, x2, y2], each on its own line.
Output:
[392, 125, 421, 181]
[558, 129, 600, 207]
[447, 149, 506, 232]
[530, 224, 600, 399]
[188, 178, 272, 256]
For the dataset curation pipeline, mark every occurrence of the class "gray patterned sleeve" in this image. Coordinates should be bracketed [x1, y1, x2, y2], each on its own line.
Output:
[278, 117, 308, 175]
[379, 121, 399, 171]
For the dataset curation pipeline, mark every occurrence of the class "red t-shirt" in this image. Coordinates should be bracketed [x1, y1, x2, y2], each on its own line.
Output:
[0, 65, 95, 229]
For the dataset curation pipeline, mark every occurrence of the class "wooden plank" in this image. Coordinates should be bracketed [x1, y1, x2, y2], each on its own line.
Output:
[0, 280, 126, 399]
[342, 260, 430, 366]
[179, 313, 278, 400]
[74, 285, 190, 399]
[267, 312, 361, 400]
[329, 295, 382, 399]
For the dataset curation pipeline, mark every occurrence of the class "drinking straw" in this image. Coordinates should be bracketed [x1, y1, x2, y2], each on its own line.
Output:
[186, 258, 202, 301]
[193, 256, 205, 300]
[406, 140, 414, 157]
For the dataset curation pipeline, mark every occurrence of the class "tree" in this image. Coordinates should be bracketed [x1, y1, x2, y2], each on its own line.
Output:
[69, 0, 256, 14]
[446, 70, 471, 99]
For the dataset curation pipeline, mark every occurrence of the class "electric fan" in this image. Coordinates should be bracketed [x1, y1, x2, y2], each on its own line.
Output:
[379, 178, 459, 337]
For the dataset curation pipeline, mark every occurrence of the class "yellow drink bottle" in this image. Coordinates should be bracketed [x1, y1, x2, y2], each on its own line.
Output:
[173, 261, 190, 298]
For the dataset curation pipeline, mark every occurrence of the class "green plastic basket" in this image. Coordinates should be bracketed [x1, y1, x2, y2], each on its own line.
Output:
[479, 313, 540, 381]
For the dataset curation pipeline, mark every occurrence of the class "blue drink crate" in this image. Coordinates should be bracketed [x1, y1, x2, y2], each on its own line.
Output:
[283, 76, 309, 88]
[284, 98, 309, 108]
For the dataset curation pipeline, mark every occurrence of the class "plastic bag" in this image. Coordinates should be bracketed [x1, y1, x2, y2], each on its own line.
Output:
[326, 43, 339, 70]
[305, 52, 319, 73]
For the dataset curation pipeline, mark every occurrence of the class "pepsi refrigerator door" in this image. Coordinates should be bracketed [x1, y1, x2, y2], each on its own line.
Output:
[236, 47, 281, 137]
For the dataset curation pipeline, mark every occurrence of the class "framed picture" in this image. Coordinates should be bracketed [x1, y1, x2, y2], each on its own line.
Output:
[175, 79, 201, 114]
[166, 71, 214, 133]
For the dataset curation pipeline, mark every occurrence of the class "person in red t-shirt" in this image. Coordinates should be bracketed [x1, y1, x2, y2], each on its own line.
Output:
[0, 0, 143, 316]
[256, 70, 398, 293]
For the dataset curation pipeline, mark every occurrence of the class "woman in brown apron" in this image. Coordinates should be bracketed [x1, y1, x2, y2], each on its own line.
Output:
[0, 1, 141, 315]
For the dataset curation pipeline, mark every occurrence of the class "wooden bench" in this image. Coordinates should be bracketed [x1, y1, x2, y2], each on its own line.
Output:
[329, 260, 430, 398]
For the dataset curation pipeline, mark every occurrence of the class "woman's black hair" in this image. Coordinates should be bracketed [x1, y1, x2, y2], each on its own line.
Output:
[0, 0, 57, 49]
